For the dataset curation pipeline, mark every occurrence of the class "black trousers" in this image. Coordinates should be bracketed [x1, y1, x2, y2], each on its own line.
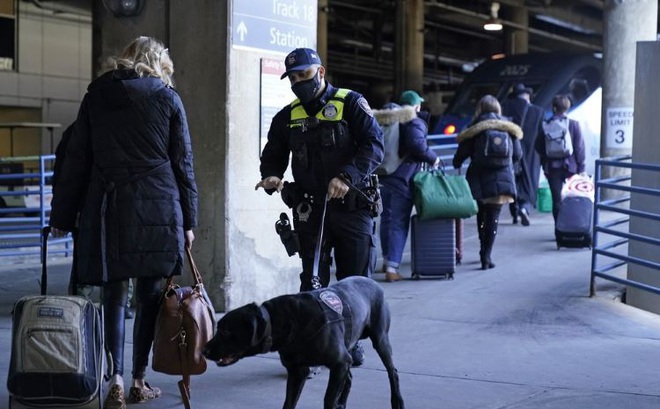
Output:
[103, 277, 162, 379]
[293, 200, 376, 292]
[546, 168, 570, 222]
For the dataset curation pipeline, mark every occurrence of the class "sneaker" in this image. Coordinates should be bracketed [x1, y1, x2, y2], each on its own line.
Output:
[350, 342, 365, 367]
[103, 384, 126, 409]
[385, 272, 402, 282]
[385, 266, 402, 282]
[127, 382, 161, 404]
[519, 208, 531, 226]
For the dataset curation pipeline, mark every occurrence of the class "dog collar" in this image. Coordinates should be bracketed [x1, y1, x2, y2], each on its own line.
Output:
[259, 304, 274, 353]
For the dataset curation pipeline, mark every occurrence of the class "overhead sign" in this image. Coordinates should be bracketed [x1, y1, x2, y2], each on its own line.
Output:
[605, 107, 633, 149]
[232, 0, 318, 55]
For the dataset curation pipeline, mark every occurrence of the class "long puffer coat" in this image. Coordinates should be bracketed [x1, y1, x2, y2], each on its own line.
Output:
[49, 69, 198, 285]
[452, 112, 523, 201]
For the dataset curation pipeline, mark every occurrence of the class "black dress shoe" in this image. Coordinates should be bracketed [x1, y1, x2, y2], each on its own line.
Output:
[125, 309, 134, 319]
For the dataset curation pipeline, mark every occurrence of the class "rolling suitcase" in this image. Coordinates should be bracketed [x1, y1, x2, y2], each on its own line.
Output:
[410, 216, 456, 280]
[7, 227, 104, 409]
[555, 196, 593, 249]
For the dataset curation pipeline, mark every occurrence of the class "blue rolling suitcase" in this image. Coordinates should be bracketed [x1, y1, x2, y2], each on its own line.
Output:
[555, 196, 593, 249]
[410, 216, 456, 280]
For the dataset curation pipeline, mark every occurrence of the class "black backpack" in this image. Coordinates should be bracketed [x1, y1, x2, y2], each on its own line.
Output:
[472, 128, 511, 168]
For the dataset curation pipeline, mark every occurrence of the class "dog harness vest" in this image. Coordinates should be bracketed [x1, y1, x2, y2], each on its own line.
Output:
[299, 290, 354, 344]
[319, 290, 343, 315]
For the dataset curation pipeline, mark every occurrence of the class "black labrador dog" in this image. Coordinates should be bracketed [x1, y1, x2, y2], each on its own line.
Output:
[203, 276, 405, 409]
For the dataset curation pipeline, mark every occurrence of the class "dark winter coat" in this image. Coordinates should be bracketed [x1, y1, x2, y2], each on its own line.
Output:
[372, 105, 438, 197]
[452, 113, 523, 201]
[49, 69, 198, 285]
[501, 97, 544, 206]
[535, 114, 586, 176]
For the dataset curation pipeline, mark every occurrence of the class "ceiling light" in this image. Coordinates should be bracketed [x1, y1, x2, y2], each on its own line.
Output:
[483, 2, 503, 31]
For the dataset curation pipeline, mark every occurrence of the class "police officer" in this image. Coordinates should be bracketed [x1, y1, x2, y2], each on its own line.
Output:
[255, 48, 384, 365]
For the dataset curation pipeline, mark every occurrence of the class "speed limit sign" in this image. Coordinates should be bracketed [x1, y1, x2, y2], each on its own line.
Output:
[606, 107, 633, 149]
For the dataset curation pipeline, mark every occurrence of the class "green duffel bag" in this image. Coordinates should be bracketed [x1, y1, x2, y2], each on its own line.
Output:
[413, 169, 478, 220]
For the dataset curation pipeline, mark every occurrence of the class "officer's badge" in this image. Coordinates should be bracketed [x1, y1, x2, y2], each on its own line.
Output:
[323, 104, 338, 119]
[357, 97, 373, 117]
[319, 291, 343, 315]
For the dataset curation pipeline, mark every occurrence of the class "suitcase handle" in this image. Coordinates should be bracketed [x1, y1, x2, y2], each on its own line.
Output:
[41, 226, 50, 295]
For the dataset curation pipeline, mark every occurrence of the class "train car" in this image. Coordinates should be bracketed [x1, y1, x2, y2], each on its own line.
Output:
[432, 52, 602, 174]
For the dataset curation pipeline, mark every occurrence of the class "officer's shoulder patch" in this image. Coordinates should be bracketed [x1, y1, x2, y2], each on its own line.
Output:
[357, 97, 373, 117]
[319, 290, 343, 315]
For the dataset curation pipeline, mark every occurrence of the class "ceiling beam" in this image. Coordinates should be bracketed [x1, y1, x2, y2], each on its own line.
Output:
[424, 2, 601, 51]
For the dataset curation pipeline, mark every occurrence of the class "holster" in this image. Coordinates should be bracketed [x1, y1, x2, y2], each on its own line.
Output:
[281, 182, 303, 209]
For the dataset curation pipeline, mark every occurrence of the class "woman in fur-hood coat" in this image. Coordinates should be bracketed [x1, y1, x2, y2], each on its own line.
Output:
[452, 95, 522, 270]
[453, 111, 523, 201]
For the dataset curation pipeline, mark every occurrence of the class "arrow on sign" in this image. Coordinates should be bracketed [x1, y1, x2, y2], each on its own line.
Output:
[237, 21, 248, 41]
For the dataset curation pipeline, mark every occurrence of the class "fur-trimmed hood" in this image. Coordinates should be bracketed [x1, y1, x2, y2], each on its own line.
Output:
[457, 118, 523, 143]
[372, 105, 418, 126]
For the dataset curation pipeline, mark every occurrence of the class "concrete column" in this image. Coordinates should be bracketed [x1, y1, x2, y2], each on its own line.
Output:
[504, 6, 528, 55]
[394, 0, 424, 97]
[91, 0, 168, 78]
[626, 41, 660, 315]
[600, 0, 657, 185]
[93, 0, 230, 309]
[317, 0, 328, 66]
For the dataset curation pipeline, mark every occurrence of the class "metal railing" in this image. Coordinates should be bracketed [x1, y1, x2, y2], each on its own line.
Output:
[0, 155, 73, 258]
[589, 155, 660, 297]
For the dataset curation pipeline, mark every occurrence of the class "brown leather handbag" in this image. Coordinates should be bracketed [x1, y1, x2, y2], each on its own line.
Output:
[152, 247, 215, 409]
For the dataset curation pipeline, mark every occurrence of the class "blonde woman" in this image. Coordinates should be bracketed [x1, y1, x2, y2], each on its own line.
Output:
[50, 37, 198, 409]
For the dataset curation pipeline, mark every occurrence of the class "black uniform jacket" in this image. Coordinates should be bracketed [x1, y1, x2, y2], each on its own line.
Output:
[260, 83, 384, 194]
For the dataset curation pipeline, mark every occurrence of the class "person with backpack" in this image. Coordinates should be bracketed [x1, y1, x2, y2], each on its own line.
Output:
[373, 91, 439, 282]
[535, 94, 586, 221]
[452, 95, 522, 270]
[501, 83, 545, 226]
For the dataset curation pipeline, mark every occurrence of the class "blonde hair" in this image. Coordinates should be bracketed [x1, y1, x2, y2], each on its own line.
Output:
[474, 95, 501, 117]
[104, 36, 174, 87]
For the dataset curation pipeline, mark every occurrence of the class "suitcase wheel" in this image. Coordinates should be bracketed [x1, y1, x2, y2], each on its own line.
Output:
[412, 274, 420, 281]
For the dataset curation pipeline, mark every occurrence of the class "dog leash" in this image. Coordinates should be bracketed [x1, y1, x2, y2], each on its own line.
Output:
[311, 196, 328, 290]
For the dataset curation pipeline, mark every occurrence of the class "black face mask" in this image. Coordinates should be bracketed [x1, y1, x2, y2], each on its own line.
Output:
[291, 69, 321, 103]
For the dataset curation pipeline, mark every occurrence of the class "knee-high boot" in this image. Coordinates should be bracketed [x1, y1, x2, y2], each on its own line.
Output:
[476, 206, 486, 262]
[481, 204, 502, 270]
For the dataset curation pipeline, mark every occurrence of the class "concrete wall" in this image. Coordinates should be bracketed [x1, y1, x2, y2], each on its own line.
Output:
[0, 2, 91, 151]
[627, 41, 660, 315]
